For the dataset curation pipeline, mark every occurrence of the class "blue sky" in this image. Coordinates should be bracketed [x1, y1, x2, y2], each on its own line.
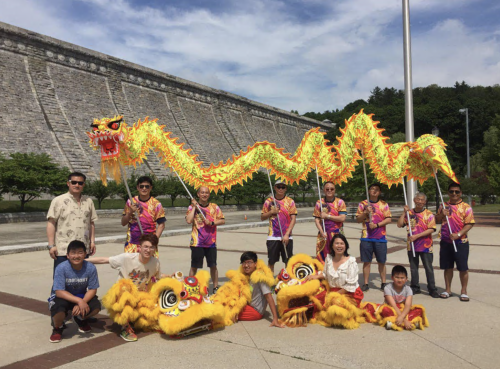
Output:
[1, 0, 499, 113]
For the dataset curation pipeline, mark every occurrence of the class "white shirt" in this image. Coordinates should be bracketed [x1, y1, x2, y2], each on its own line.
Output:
[322, 255, 359, 293]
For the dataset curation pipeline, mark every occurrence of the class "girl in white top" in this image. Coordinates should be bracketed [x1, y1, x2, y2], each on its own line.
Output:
[306, 234, 362, 300]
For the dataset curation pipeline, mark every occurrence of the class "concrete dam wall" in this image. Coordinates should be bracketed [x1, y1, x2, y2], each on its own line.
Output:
[0, 21, 330, 180]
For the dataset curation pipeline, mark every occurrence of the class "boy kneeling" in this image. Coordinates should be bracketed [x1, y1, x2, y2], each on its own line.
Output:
[237, 252, 284, 328]
[50, 240, 101, 343]
[376, 265, 429, 331]
[88, 233, 161, 341]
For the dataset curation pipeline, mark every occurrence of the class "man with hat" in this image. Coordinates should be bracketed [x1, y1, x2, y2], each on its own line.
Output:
[261, 180, 297, 273]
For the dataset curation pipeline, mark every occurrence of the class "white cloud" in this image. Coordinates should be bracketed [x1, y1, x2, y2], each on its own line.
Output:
[0, 0, 498, 114]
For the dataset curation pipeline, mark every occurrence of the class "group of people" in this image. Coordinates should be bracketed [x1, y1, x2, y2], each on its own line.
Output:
[46, 172, 475, 342]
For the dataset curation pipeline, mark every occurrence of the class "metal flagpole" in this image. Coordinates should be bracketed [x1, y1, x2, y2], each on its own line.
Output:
[118, 162, 144, 234]
[432, 167, 457, 252]
[266, 169, 288, 260]
[402, 179, 416, 257]
[403, 0, 417, 207]
[168, 162, 206, 220]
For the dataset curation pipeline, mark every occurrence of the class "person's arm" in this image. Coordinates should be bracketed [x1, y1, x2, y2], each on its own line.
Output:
[89, 222, 96, 256]
[264, 293, 285, 328]
[399, 295, 413, 330]
[397, 205, 410, 228]
[156, 222, 165, 238]
[451, 223, 474, 241]
[283, 215, 296, 241]
[435, 205, 448, 223]
[314, 218, 327, 238]
[261, 201, 278, 221]
[87, 257, 110, 264]
[186, 200, 198, 224]
[409, 228, 434, 243]
[356, 204, 371, 223]
[121, 200, 138, 226]
[47, 218, 58, 260]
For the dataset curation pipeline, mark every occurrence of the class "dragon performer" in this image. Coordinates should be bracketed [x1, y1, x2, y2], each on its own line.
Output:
[86, 110, 457, 191]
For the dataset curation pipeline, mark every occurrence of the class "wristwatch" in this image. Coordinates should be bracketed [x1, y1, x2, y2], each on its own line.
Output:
[47, 244, 55, 250]
[211, 221, 215, 226]
[457, 232, 461, 237]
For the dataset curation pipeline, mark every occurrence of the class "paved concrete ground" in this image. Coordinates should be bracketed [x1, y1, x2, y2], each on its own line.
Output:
[0, 212, 499, 369]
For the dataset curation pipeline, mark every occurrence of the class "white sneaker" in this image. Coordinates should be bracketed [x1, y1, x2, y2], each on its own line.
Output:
[385, 321, 392, 330]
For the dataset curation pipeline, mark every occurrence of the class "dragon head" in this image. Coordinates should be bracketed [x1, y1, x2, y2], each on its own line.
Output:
[275, 254, 327, 327]
[87, 115, 127, 160]
[150, 271, 224, 337]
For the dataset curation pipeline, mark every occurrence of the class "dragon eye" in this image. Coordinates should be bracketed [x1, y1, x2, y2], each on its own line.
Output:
[109, 122, 120, 130]
[160, 290, 178, 309]
[91, 126, 99, 132]
[295, 265, 314, 280]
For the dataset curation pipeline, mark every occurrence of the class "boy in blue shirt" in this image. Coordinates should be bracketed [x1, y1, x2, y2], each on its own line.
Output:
[50, 240, 101, 343]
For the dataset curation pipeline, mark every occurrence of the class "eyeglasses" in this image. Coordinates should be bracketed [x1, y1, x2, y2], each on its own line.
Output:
[448, 190, 461, 194]
[139, 185, 151, 189]
[141, 246, 156, 251]
[242, 261, 255, 266]
[325, 188, 335, 192]
[70, 181, 84, 186]
[276, 186, 287, 189]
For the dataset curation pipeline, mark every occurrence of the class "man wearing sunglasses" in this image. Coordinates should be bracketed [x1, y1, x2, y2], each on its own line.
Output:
[435, 183, 475, 302]
[261, 180, 297, 273]
[47, 172, 97, 271]
[122, 176, 166, 257]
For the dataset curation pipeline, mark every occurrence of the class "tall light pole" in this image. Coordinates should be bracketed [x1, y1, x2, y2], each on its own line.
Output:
[432, 126, 440, 212]
[402, 0, 416, 207]
[459, 108, 471, 204]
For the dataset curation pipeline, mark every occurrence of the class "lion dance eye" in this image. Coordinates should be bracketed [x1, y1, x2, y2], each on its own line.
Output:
[295, 265, 314, 280]
[160, 290, 178, 309]
[110, 122, 119, 130]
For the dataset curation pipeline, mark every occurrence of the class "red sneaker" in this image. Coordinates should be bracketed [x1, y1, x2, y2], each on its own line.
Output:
[73, 316, 91, 333]
[49, 327, 63, 343]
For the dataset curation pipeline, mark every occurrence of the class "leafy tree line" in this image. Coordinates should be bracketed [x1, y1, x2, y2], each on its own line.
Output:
[303, 82, 500, 203]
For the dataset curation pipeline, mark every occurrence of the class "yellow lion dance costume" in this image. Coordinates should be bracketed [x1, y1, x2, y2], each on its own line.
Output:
[102, 271, 225, 337]
[275, 254, 377, 329]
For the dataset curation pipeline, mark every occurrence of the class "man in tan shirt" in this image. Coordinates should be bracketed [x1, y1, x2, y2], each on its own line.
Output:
[47, 172, 98, 272]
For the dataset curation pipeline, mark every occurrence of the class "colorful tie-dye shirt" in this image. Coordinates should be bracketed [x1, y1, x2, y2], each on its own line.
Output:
[403, 209, 436, 253]
[356, 200, 392, 242]
[439, 201, 475, 244]
[262, 196, 298, 240]
[313, 197, 347, 260]
[123, 196, 166, 245]
[187, 203, 225, 248]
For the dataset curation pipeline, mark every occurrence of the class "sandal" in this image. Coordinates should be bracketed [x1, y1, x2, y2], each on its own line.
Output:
[459, 294, 470, 302]
[440, 292, 450, 299]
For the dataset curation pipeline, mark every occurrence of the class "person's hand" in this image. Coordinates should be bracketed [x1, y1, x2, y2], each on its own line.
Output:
[270, 206, 279, 215]
[403, 319, 412, 330]
[282, 234, 290, 246]
[90, 243, 96, 256]
[450, 233, 460, 241]
[49, 246, 58, 260]
[369, 222, 378, 230]
[441, 207, 450, 217]
[395, 315, 404, 326]
[204, 218, 212, 226]
[191, 199, 199, 208]
[319, 230, 327, 239]
[270, 318, 285, 328]
[128, 201, 138, 214]
[403, 205, 410, 213]
[320, 212, 329, 220]
[76, 299, 90, 318]
[409, 234, 419, 242]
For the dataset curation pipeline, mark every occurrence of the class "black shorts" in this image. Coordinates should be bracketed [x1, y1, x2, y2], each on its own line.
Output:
[191, 246, 217, 268]
[50, 296, 101, 317]
[267, 240, 293, 265]
[439, 241, 469, 271]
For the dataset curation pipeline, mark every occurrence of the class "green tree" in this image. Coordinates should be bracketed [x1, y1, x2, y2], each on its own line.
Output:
[0, 153, 69, 211]
[163, 176, 186, 206]
[84, 179, 117, 209]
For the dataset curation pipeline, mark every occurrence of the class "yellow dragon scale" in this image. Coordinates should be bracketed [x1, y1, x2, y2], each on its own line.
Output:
[87, 110, 457, 191]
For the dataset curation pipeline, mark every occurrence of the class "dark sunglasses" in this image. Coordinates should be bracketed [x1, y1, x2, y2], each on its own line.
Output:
[276, 185, 287, 189]
[325, 188, 335, 191]
[139, 185, 151, 189]
[70, 181, 84, 186]
[448, 190, 461, 194]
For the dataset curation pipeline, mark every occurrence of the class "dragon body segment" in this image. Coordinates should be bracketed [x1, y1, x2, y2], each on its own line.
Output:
[87, 110, 457, 191]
